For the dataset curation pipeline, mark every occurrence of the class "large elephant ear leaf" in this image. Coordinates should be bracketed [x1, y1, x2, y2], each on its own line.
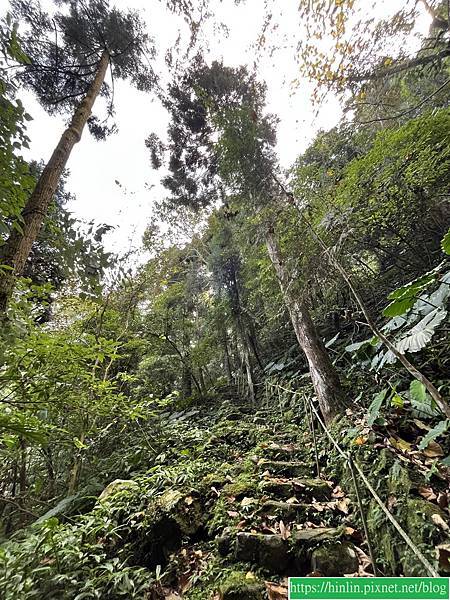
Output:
[441, 228, 450, 255]
[383, 272, 436, 317]
[396, 308, 447, 354]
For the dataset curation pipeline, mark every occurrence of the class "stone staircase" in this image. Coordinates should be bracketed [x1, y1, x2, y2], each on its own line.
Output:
[217, 436, 361, 598]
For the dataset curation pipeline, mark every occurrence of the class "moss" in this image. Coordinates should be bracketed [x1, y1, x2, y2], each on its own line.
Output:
[367, 494, 447, 575]
[219, 571, 265, 600]
[208, 496, 238, 535]
[223, 459, 258, 499]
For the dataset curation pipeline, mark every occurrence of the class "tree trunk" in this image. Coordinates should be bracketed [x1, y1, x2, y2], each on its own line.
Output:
[222, 330, 233, 383]
[265, 228, 345, 424]
[0, 50, 110, 313]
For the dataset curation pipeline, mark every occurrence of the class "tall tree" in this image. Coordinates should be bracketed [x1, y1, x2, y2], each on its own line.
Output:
[149, 60, 346, 422]
[259, 0, 450, 116]
[0, 0, 155, 312]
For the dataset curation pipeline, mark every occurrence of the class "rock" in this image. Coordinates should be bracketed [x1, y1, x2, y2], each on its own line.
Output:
[262, 443, 302, 460]
[220, 571, 265, 600]
[311, 542, 359, 575]
[258, 500, 313, 521]
[217, 528, 233, 556]
[235, 532, 289, 572]
[158, 489, 202, 535]
[129, 490, 203, 569]
[260, 477, 331, 501]
[291, 527, 345, 572]
[292, 526, 344, 544]
[258, 460, 311, 478]
[225, 412, 242, 421]
[98, 479, 139, 501]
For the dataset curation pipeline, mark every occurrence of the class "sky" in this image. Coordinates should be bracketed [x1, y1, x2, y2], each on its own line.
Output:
[6, 0, 430, 257]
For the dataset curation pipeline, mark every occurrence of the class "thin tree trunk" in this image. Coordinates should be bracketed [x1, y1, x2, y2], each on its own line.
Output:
[266, 228, 345, 424]
[0, 50, 110, 313]
[223, 330, 233, 383]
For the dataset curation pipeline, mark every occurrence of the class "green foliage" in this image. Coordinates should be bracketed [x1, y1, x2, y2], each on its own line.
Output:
[367, 389, 387, 427]
[442, 229, 450, 255]
[383, 273, 437, 318]
[418, 419, 450, 451]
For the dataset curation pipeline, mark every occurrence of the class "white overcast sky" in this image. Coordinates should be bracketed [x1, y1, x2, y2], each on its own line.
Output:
[5, 0, 430, 256]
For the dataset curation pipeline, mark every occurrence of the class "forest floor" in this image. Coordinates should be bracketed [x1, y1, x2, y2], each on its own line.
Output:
[2, 386, 450, 599]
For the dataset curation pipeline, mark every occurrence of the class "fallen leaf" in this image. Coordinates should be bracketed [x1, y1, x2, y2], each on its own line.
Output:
[336, 497, 351, 514]
[437, 543, 450, 573]
[423, 441, 444, 458]
[387, 495, 398, 511]
[413, 419, 431, 431]
[279, 520, 291, 540]
[286, 496, 298, 504]
[241, 497, 257, 507]
[265, 581, 288, 600]
[227, 511, 239, 518]
[354, 436, 367, 446]
[431, 513, 449, 531]
[437, 492, 449, 511]
[185, 496, 194, 505]
[332, 486, 345, 498]
[418, 487, 437, 501]
[246, 571, 256, 580]
[389, 436, 411, 452]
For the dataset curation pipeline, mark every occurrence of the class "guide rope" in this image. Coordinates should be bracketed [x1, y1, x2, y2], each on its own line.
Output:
[265, 381, 440, 578]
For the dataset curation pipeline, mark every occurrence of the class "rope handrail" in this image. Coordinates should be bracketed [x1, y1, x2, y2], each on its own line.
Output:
[265, 380, 440, 578]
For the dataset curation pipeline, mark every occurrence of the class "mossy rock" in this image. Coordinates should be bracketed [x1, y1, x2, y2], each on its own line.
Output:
[234, 532, 289, 572]
[257, 500, 318, 521]
[201, 472, 229, 489]
[367, 496, 448, 575]
[129, 490, 203, 568]
[223, 470, 258, 499]
[219, 571, 265, 600]
[98, 479, 139, 502]
[158, 489, 203, 535]
[290, 527, 345, 572]
[259, 477, 331, 501]
[311, 541, 359, 575]
[258, 460, 312, 478]
[261, 443, 303, 460]
[403, 498, 448, 575]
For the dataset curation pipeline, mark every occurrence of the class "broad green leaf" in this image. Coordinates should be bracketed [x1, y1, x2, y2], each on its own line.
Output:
[409, 380, 439, 417]
[345, 339, 372, 353]
[367, 389, 387, 426]
[396, 308, 447, 354]
[418, 419, 449, 451]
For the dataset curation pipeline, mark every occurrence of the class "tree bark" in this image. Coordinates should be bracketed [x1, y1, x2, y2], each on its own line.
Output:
[265, 228, 345, 424]
[0, 50, 110, 313]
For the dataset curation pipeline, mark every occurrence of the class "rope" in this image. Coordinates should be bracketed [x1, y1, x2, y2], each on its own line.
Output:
[266, 381, 440, 578]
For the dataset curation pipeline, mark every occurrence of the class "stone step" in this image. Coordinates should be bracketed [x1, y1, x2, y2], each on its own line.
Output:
[261, 442, 304, 460]
[259, 477, 332, 501]
[257, 500, 333, 521]
[228, 527, 357, 576]
[234, 532, 289, 573]
[258, 459, 312, 478]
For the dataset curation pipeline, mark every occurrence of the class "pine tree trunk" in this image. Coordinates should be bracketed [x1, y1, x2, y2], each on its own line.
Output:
[0, 51, 110, 313]
[265, 228, 344, 424]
